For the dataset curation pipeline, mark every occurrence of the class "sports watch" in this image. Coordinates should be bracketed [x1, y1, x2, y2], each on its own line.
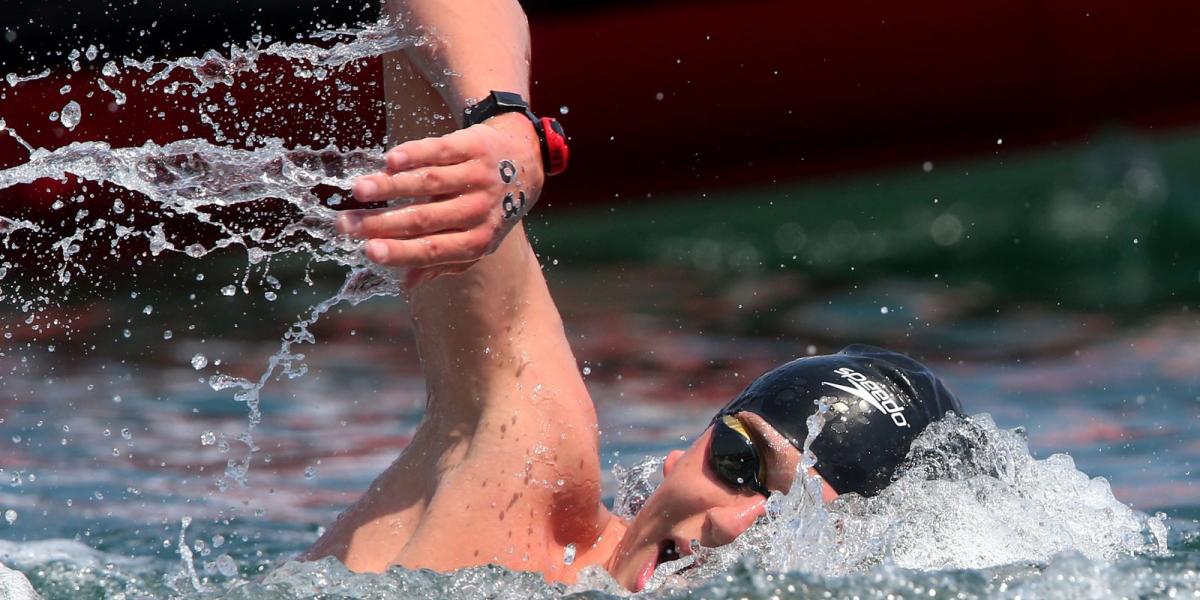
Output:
[462, 91, 569, 176]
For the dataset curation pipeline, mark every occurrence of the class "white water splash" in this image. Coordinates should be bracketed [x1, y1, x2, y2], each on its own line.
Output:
[121, 22, 416, 95]
[610, 457, 663, 520]
[4, 69, 51, 88]
[3, 20, 414, 95]
[763, 413, 1167, 576]
[0, 136, 400, 487]
[171, 516, 204, 593]
[58, 102, 80, 131]
[615, 407, 1169, 594]
[0, 20, 419, 488]
[0, 562, 40, 600]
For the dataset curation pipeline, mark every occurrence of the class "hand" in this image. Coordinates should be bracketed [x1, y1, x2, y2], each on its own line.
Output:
[337, 112, 545, 288]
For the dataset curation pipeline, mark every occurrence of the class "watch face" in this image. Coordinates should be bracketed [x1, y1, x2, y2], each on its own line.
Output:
[492, 91, 529, 109]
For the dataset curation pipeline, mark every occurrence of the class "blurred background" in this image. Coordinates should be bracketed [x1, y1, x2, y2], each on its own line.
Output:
[0, 1, 1198, 592]
[3, 0, 1200, 308]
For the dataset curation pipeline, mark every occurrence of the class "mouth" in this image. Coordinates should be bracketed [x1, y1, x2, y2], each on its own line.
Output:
[656, 538, 681, 567]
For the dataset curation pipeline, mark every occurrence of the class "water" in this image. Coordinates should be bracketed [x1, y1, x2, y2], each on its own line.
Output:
[0, 21, 408, 490]
[1, 16, 1198, 600]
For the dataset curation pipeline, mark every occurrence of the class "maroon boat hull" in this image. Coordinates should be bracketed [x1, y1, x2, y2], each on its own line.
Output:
[2, 0, 1199, 210]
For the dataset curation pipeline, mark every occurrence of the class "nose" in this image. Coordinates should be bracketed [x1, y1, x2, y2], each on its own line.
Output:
[702, 497, 766, 547]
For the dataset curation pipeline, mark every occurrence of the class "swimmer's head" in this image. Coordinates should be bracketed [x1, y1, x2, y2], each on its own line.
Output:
[606, 345, 961, 591]
[712, 343, 963, 496]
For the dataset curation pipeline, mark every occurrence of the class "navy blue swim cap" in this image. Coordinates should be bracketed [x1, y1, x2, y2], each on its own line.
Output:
[713, 344, 962, 497]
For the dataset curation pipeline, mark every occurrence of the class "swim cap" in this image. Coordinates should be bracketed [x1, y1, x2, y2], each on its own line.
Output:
[713, 344, 962, 497]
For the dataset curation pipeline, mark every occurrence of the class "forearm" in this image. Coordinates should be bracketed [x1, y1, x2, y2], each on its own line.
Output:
[408, 225, 579, 417]
[371, 0, 566, 419]
[387, 0, 531, 117]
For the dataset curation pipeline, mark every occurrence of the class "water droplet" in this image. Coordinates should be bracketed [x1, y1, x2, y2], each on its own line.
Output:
[304, 466, 317, 479]
[143, 304, 153, 315]
[122, 329, 132, 338]
[559, 105, 569, 115]
[120, 428, 132, 440]
[263, 291, 277, 301]
[220, 285, 236, 296]
[562, 543, 576, 565]
[184, 243, 206, 257]
[191, 353, 208, 370]
[162, 329, 173, 340]
[582, 366, 592, 376]
[3, 509, 16, 525]
[880, 306, 890, 315]
[200, 431, 216, 446]
[214, 554, 238, 577]
[60, 101, 81, 130]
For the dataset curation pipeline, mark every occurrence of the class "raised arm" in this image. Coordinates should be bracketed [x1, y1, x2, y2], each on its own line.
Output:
[305, 1, 614, 578]
[345, 0, 546, 287]
[390, 0, 531, 112]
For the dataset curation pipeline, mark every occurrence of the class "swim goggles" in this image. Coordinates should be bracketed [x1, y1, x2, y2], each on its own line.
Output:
[708, 415, 769, 497]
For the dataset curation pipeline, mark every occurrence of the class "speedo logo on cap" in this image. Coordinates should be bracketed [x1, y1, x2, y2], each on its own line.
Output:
[822, 367, 910, 427]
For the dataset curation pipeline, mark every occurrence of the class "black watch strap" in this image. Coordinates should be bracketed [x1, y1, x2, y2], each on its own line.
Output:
[462, 91, 535, 127]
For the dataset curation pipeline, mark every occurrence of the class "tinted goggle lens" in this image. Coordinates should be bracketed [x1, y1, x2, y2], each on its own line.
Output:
[709, 415, 768, 496]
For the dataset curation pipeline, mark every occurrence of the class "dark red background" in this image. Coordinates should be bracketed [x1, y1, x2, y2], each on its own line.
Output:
[3, 0, 1200, 209]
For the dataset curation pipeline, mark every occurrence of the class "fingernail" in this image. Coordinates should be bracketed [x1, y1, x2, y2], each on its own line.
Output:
[365, 240, 389, 262]
[354, 179, 378, 200]
[387, 151, 409, 170]
[336, 214, 361, 235]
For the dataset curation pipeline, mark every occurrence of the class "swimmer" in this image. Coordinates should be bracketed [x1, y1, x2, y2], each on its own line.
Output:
[302, 0, 963, 591]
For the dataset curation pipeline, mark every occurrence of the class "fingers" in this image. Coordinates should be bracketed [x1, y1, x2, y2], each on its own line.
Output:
[336, 195, 492, 240]
[352, 161, 490, 203]
[363, 229, 494, 268]
[385, 128, 483, 171]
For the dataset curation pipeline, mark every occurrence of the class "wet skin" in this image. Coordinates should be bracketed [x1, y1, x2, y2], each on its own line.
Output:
[304, 14, 837, 589]
[606, 412, 839, 592]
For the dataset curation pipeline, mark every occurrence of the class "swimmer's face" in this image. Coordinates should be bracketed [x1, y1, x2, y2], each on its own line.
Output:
[606, 412, 837, 592]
